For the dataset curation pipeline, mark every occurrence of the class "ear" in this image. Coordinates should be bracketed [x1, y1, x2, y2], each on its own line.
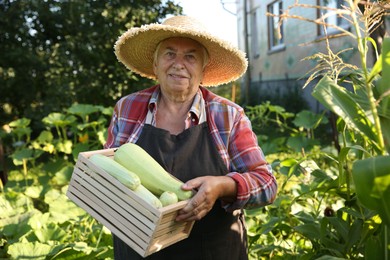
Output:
[153, 61, 158, 75]
[200, 70, 205, 83]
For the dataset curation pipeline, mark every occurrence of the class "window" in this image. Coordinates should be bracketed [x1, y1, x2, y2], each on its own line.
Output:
[318, 0, 350, 35]
[267, 0, 284, 50]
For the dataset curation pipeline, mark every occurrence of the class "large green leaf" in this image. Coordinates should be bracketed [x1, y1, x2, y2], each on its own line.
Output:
[67, 103, 100, 117]
[42, 113, 77, 127]
[52, 166, 73, 186]
[292, 110, 328, 129]
[312, 76, 379, 146]
[45, 189, 85, 223]
[34, 222, 68, 243]
[365, 235, 386, 260]
[352, 156, 390, 226]
[50, 242, 108, 259]
[286, 135, 319, 152]
[8, 241, 53, 260]
[9, 118, 31, 128]
[56, 140, 73, 154]
[326, 216, 349, 242]
[11, 148, 44, 166]
[294, 222, 321, 240]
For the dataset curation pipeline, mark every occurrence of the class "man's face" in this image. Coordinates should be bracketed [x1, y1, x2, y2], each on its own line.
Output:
[153, 37, 206, 98]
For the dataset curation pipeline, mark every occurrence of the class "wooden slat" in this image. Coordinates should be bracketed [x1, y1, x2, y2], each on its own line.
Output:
[159, 199, 188, 213]
[147, 223, 193, 256]
[71, 169, 153, 238]
[67, 149, 195, 257]
[159, 211, 179, 224]
[73, 165, 158, 227]
[66, 187, 148, 257]
[154, 222, 189, 237]
[77, 157, 160, 218]
[79, 152, 162, 216]
[66, 184, 149, 249]
[78, 148, 116, 158]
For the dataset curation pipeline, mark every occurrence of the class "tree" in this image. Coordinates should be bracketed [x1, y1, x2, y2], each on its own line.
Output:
[0, 0, 182, 129]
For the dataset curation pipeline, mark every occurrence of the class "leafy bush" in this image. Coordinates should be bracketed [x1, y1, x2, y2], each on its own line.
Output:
[0, 104, 114, 259]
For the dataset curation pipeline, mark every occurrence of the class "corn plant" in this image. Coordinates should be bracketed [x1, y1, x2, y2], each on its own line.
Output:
[247, 1, 389, 259]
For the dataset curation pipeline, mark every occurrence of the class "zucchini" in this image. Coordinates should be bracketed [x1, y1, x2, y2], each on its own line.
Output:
[133, 184, 162, 208]
[159, 191, 178, 207]
[89, 153, 141, 190]
[114, 143, 193, 201]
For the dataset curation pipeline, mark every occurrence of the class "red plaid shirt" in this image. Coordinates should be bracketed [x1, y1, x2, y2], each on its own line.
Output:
[104, 85, 277, 211]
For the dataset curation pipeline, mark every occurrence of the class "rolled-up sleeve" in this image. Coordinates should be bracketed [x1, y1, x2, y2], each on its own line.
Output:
[224, 112, 277, 211]
[205, 93, 277, 212]
[104, 105, 119, 149]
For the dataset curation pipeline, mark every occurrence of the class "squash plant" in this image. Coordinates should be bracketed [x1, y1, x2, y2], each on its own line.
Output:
[0, 104, 114, 259]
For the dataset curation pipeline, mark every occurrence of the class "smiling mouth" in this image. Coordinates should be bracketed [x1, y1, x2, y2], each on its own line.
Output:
[169, 73, 188, 79]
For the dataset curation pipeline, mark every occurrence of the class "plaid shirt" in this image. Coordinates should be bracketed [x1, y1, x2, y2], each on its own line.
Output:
[104, 85, 277, 211]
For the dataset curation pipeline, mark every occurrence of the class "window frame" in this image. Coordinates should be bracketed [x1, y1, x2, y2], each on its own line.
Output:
[267, 0, 285, 52]
[317, 0, 350, 36]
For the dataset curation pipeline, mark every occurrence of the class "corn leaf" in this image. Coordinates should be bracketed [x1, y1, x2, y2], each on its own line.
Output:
[367, 54, 382, 84]
[352, 156, 390, 226]
[312, 76, 379, 149]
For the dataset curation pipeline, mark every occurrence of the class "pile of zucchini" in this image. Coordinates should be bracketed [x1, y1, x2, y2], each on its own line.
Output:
[89, 143, 193, 208]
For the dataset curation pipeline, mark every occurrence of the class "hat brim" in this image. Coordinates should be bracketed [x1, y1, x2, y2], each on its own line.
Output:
[114, 23, 248, 87]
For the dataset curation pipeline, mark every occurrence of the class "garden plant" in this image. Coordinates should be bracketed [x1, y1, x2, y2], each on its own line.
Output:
[245, 1, 389, 259]
[0, 0, 389, 259]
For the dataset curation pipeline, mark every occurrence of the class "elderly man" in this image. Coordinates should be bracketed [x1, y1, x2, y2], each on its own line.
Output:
[104, 15, 277, 260]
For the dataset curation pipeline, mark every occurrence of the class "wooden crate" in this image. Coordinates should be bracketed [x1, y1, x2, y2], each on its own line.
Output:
[66, 148, 194, 257]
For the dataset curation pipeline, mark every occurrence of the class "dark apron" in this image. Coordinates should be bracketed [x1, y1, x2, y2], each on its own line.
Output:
[113, 123, 248, 260]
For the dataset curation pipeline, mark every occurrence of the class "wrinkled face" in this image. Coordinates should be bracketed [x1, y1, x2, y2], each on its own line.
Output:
[153, 37, 207, 98]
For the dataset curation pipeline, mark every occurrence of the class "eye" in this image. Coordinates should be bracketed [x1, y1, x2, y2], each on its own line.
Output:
[165, 51, 176, 59]
[185, 54, 196, 63]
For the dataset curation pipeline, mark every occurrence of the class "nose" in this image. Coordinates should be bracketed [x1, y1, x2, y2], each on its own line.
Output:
[172, 55, 185, 70]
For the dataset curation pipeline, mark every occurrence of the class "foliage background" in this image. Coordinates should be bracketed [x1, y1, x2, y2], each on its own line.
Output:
[0, 0, 182, 130]
[1, 0, 389, 259]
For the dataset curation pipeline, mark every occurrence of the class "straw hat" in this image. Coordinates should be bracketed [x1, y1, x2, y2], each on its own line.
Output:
[114, 15, 248, 86]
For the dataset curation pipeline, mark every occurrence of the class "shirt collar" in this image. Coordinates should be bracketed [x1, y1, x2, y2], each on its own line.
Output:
[148, 86, 206, 124]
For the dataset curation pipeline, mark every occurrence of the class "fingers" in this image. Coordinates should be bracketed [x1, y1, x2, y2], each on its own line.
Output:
[176, 186, 215, 221]
[176, 176, 234, 222]
[181, 177, 202, 191]
[176, 200, 197, 221]
[193, 208, 199, 215]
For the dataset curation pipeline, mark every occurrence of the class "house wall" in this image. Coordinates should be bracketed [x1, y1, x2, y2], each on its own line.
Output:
[236, 0, 374, 112]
